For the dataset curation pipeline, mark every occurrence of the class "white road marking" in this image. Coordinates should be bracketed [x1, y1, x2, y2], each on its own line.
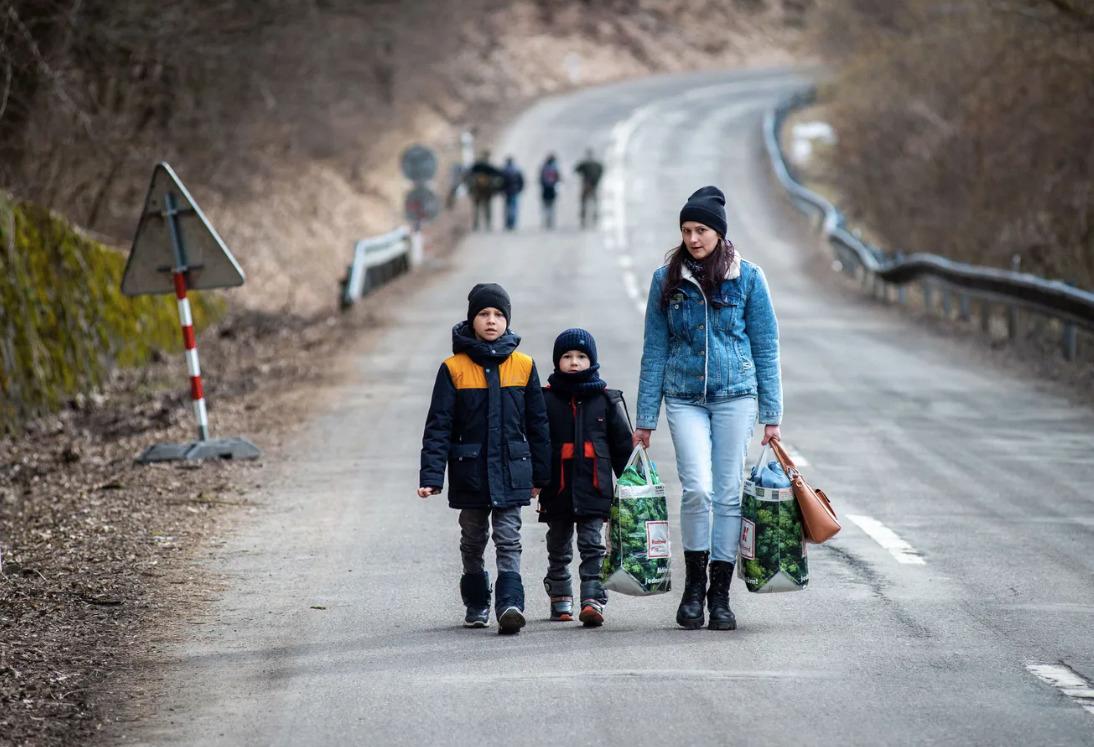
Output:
[784, 446, 810, 466]
[1027, 663, 1094, 716]
[622, 270, 641, 302]
[846, 514, 926, 565]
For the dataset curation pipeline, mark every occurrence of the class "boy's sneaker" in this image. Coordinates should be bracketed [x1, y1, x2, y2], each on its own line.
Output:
[579, 600, 605, 627]
[497, 606, 526, 635]
[464, 606, 490, 628]
[549, 596, 574, 622]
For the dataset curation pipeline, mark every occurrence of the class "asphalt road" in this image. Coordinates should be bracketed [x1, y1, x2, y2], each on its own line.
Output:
[131, 68, 1094, 746]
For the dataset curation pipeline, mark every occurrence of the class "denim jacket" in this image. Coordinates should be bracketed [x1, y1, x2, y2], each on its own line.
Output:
[636, 258, 782, 429]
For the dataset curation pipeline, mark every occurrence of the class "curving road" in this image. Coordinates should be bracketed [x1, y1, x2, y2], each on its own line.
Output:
[132, 68, 1094, 746]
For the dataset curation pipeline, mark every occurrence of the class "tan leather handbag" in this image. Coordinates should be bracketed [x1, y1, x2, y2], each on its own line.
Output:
[768, 437, 841, 544]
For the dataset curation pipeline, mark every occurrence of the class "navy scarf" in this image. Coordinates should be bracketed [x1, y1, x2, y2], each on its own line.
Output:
[547, 366, 607, 397]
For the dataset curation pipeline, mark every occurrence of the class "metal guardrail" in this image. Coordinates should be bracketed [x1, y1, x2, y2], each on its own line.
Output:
[765, 88, 1094, 360]
[340, 225, 423, 309]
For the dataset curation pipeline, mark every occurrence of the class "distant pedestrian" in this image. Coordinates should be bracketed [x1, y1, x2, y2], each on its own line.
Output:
[539, 154, 561, 230]
[418, 283, 551, 634]
[574, 149, 604, 229]
[633, 186, 783, 632]
[468, 151, 504, 231]
[538, 328, 633, 627]
[501, 156, 525, 231]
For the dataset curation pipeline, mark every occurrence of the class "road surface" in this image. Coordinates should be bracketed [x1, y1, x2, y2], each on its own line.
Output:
[131, 68, 1094, 746]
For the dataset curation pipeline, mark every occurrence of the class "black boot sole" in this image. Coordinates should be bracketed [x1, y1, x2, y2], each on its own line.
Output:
[497, 607, 526, 635]
[708, 618, 737, 631]
[676, 615, 705, 630]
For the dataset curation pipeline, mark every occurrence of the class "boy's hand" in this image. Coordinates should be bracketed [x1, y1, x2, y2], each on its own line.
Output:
[417, 486, 440, 498]
[632, 428, 652, 449]
[530, 487, 542, 498]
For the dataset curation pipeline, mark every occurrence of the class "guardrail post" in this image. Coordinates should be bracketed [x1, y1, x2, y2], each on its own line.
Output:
[921, 281, 932, 314]
[942, 288, 952, 319]
[958, 293, 971, 321]
[410, 230, 424, 267]
[1007, 305, 1018, 341]
[897, 285, 906, 305]
[1062, 323, 1078, 361]
[981, 301, 992, 335]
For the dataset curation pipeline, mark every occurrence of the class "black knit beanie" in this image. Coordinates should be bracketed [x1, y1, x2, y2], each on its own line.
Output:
[466, 283, 511, 324]
[552, 328, 598, 369]
[679, 185, 727, 237]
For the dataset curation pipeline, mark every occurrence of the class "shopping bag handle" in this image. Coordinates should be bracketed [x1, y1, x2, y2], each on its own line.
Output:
[624, 444, 655, 486]
[751, 442, 772, 477]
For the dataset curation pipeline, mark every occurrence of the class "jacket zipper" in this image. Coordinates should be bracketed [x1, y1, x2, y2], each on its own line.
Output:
[685, 275, 710, 403]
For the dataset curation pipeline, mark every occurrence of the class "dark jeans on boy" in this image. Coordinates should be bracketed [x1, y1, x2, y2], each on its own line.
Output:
[544, 518, 607, 604]
[460, 507, 521, 574]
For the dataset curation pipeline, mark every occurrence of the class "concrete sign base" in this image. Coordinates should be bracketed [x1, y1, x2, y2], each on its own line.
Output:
[137, 437, 261, 464]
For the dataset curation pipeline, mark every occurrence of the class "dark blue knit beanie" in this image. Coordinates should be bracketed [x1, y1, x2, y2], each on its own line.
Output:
[679, 185, 727, 237]
[552, 328, 598, 369]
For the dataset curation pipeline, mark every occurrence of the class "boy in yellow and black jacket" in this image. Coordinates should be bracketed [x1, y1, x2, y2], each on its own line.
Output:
[418, 283, 550, 634]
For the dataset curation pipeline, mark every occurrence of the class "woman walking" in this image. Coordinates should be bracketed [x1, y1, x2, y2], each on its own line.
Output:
[633, 186, 783, 631]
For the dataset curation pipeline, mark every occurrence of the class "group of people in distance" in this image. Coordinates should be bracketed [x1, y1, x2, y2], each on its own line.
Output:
[464, 149, 603, 232]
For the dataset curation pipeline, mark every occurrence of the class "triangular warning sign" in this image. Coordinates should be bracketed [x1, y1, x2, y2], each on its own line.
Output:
[121, 162, 245, 296]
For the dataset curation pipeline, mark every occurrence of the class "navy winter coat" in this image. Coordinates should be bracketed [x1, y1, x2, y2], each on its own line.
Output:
[419, 323, 550, 510]
[537, 388, 633, 522]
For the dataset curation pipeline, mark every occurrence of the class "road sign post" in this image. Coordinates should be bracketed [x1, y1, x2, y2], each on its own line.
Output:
[122, 162, 260, 464]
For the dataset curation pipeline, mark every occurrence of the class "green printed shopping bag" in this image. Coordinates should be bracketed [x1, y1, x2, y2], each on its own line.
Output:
[738, 445, 809, 593]
[600, 445, 672, 596]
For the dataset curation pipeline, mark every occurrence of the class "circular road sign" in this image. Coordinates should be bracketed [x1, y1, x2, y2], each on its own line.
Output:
[404, 185, 441, 224]
[400, 145, 438, 183]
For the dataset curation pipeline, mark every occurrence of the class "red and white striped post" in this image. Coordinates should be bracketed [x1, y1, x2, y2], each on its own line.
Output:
[172, 270, 209, 441]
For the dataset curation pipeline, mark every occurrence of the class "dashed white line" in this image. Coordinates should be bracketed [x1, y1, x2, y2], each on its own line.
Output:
[846, 514, 926, 565]
[1027, 663, 1094, 716]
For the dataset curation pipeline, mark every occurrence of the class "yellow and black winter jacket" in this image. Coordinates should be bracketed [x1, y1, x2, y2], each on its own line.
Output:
[420, 323, 550, 509]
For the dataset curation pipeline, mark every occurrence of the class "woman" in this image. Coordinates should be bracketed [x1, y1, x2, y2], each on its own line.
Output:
[633, 186, 782, 631]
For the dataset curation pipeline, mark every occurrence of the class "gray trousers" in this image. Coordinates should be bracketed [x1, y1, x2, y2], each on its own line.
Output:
[459, 507, 521, 575]
[544, 518, 607, 603]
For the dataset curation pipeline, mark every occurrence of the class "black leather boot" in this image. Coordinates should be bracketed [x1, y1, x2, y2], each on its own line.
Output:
[707, 560, 737, 631]
[676, 550, 708, 629]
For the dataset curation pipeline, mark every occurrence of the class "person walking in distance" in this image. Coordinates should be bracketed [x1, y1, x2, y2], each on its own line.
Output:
[574, 149, 604, 229]
[539, 153, 562, 230]
[418, 283, 551, 634]
[538, 329, 633, 626]
[633, 186, 783, 631]
[468, 150, 504, 231]
[501, 156, 525, 231]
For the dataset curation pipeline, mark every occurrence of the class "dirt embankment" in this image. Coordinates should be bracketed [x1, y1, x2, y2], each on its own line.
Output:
[3, 0, 808, 315]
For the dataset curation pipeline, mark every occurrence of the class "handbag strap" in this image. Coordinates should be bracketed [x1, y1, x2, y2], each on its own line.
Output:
[768, 437, 798, 478]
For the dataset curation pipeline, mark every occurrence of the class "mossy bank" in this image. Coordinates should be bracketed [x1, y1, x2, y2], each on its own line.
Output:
[0, 193, 223, 432]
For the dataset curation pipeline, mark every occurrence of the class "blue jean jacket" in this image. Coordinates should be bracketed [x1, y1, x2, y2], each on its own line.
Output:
[636, 259, 782, 429]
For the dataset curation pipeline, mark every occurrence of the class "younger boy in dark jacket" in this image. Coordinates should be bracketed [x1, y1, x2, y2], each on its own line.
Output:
[418, 283, 550, 634]
[539, 329, 633, 626]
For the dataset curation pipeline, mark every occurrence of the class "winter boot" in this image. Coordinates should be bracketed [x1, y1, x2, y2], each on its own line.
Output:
[495, 571, 527, 635]
[707, 560, 737, 631]
[544, 577, 574, 621]
[676, 550, 709, 630]
[460, 571, 491, 628]
[578, 579, 607, 627]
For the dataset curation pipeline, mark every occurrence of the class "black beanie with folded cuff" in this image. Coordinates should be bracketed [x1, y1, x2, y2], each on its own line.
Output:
[679, 185, 728, 238]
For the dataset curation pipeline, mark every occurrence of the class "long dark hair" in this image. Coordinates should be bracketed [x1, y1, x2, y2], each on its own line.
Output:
[660, 237, 736, 309]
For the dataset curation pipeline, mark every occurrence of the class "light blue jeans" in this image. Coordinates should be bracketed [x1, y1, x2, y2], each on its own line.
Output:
[665, 396, 757, 563]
